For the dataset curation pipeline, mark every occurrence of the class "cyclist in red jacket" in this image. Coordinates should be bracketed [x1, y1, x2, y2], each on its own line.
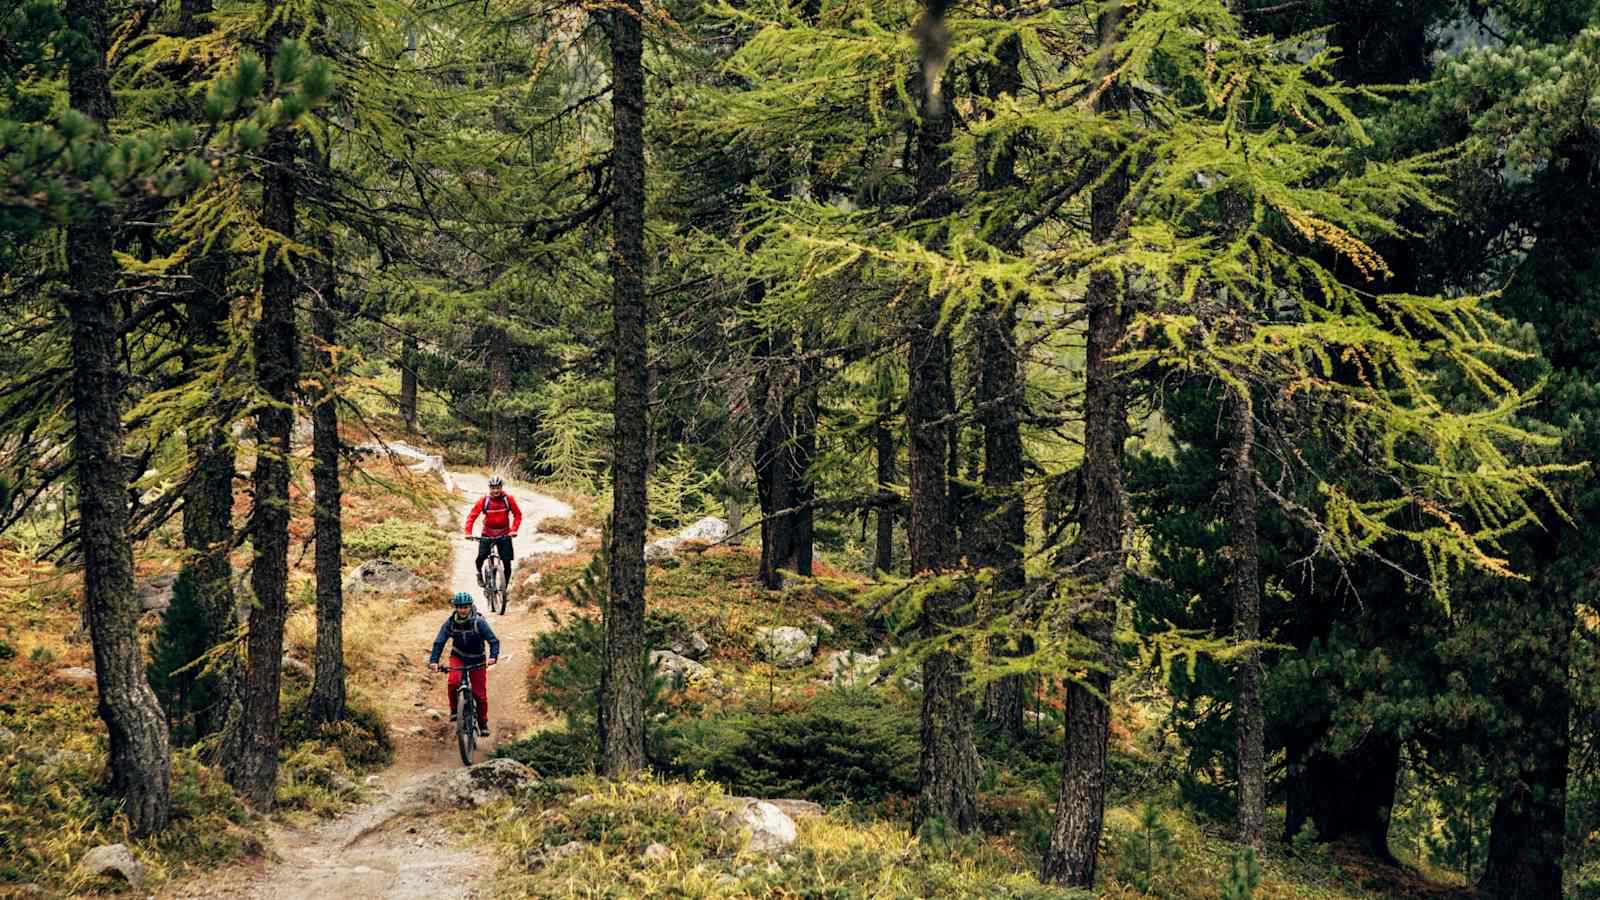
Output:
[465, 475, 521, 588]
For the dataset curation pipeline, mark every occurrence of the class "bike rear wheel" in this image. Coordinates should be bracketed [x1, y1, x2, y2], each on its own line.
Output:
[456, 689, 475, 765]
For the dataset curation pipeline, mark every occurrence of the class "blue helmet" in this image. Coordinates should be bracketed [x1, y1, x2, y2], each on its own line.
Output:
[451, 591, 474, 607]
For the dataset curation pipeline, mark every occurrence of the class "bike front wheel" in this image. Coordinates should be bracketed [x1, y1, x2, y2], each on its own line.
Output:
[456, 690, 475, 766]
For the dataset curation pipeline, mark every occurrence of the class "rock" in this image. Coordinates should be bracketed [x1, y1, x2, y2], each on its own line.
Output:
[644, 537, 681, 563]
[643, 842, 671, 864]
[522, 534, 578, 556]
[723, 799, 798, 853]
[406, 758, 539, 809]
[53, 667, 96, 687]
[76, 843, 144, 889]
[807, 614, 836, 638]
[667, 630, 711, 661]
[342, 559, 429, 600]
[650, 650, 713, 688]
[760, 798, 824, 820]
[426, 708, 444, 722]
[281, 656, 311, 679]
[753, 627, 816, 668]
[823, 650, 881, 686]
[365, 774, 382, 787]
[527, 840, 587, 868]
[328, 772, 358, 794]
[136, 572, 178, 613]
[0, 725, 16, 746]
[677, 516, 729, 543]
[223, 821, 269, 858]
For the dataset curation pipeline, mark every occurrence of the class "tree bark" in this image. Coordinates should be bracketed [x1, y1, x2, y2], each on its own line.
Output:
[486, 297, 510, 469]
[1228, 390, 1264, 847]
[976, 30, 1027, 740]
[399, 333, 418, 433]
[308, 257, 345, 724]
[180, 250, 240, 742]
[1283, 730, 1400, 858]
[1041, 3, 1129, 887]
[601, 0, 648, 777]
[1479, 587, 1572, 899]
[909, 0, 979, 836]
[224, 74, 298, 808]
[63, 0, 173, 835]
[874, 379, 896, 575]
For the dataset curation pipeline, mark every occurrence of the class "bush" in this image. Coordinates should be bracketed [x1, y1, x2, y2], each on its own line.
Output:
[147, 570, 228, 746]
[493, 728, 595, 777]
[343, 518, 449, 571]
[659, 687, 919, 805]
[280, 689, 393, 772]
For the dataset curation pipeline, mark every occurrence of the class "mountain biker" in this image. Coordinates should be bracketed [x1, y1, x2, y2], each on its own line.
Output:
[465, 474, 521, 590]
[428, 591, 500, 737]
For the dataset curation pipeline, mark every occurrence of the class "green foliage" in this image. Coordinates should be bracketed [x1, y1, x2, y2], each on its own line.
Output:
[342, 517, 449, 571]
[535, 374, 611, 493]
[279, 689, 393, 773]
[659, 688, 919, 806]
[146, 570, 225, 747]
[1108, 801, 1184, 898]
[1220, 848, 1261, 900]
[492, 729, 597, 779]
[647, 446, 717, 530]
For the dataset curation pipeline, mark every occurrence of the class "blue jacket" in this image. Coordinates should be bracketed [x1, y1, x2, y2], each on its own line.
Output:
[429, 612, 500, 664]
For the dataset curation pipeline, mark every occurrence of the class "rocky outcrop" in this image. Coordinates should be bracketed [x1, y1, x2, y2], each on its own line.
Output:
[76, 844, 144, 889]
[753, 627, 816, 668]
[342, 559, 429, 600]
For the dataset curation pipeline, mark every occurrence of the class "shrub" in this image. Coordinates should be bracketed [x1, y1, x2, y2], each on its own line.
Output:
[280, 688, 393, 772]
[659, 687, 919, 805]
[343, 517, 449, 571]
[147, 570, 228, 746]
[493, 728, 595, 778]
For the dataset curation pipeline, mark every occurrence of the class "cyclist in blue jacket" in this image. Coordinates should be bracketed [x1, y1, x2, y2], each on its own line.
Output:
[428, 592, 500, 736]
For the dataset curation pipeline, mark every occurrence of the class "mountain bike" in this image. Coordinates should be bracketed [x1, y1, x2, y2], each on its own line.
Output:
[439, 656, 504, 765]
[467, 535, 510, 615]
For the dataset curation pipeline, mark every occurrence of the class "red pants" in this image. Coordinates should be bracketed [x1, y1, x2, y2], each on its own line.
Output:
[446, 655, 488, 728]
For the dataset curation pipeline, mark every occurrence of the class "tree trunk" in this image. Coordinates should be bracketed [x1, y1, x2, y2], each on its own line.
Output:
[1283, 728, 1400, 858]
[180, 250, 240, 741]
[62, 0, 174, 836]
[399, 333, 418, 433]
[308, 258, 346, 724]
[875, 380, 896, 575]
[1228, 390, 1264, 847]
[1041, 3, 1129, 887]
[753, 327, 815, 588]
[486, 298, 510, 469]
[909, 0, 979, 836]
[977, 30, 1027, 740]
[1479, 586, 1571, 899]
[602, 0, 648, 777]
[224, 85, 298, 809]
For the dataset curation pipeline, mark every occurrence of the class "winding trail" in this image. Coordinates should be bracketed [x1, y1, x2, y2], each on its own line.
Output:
[163, 472, 573, 900]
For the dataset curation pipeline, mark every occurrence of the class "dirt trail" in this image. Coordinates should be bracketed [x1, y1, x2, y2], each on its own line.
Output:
[163, 473, 573, 900]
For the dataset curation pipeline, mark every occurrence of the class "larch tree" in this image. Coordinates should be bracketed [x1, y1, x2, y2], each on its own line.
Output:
[61, 0, 173, 836]
[602, 0, 651, 776]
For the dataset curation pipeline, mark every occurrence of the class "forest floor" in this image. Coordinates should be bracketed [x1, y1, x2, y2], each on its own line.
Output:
[158, 471, 573, 900]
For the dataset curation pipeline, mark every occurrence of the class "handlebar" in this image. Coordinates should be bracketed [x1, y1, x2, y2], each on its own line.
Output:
[462, 534, 518, 540]
[434, 654, 509, 672]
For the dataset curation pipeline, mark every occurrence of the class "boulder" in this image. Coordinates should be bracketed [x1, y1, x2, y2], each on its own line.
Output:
[76, 843, 144, 889]
[644, 537, 681, 563]
[735, 797, 823, 820]
[650, 650, 712, 687]
[521, 534, 578, 556]
[722, 799, 797, 853]
[136, 572, 178, 613]
[342, 559, 429, 600]
[53, 667, 96, 687]
[677, 516, 729, 543]
[753, 627, 816, 668]
[823, 650, 881, 686]
[405, 758, 538, 809]
[281, 656, 311, 679]
[643, 842, 671, 864]
[667, 630, 711, 661]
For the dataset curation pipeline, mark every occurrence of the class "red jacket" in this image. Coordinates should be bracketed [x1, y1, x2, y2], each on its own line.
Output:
[465, 492, 522, 538]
